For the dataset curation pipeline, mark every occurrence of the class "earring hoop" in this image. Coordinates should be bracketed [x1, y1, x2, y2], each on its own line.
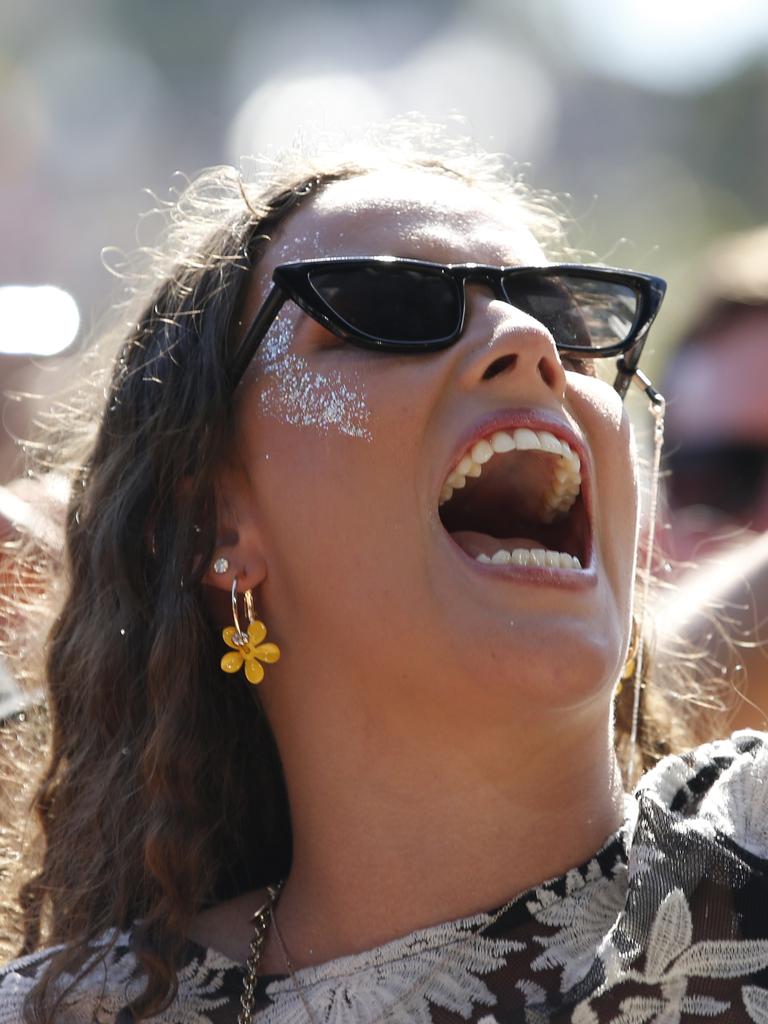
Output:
[621, 615, 640, 682]
[221, 576, 281, 685]
[230, 576, 247, 643]
[244, 587, 256, 625]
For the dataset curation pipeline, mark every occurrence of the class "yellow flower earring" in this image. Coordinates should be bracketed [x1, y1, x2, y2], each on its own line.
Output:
[221, 577, 281, 685]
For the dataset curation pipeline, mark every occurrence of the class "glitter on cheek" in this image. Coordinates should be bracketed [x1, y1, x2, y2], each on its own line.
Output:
[259, 306, 296, 370]
[255, 308, 373, 441]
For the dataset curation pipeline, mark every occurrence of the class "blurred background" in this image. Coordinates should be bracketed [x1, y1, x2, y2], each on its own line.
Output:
[1, 0, 767, 505]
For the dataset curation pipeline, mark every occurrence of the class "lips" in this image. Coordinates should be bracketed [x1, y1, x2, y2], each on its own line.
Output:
[435, 410, 593, 575]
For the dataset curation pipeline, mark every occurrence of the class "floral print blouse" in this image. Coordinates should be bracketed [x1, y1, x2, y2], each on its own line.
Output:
[2, 731, 768, 1023]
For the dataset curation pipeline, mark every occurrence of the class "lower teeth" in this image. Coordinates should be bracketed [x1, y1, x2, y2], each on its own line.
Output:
[476, 548, 581, 569]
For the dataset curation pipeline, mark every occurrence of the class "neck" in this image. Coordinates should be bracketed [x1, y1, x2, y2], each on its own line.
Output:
[268, 693, 624, 968]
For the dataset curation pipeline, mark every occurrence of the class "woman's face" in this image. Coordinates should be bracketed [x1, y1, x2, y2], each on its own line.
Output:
[224, 169, 639, 733]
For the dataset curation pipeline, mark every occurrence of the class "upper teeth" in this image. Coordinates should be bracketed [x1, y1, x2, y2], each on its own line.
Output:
[439, 427, 582, 523]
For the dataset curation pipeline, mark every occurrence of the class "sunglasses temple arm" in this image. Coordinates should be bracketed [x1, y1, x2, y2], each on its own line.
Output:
[229, 284, 288, 388]
[614, 356, 665, 408]
[633, 367, 665, 406]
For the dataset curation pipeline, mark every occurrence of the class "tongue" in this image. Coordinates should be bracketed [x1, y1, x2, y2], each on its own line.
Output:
[451, 530, 548, 559]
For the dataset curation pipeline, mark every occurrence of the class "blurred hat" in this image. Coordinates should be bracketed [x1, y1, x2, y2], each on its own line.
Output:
[701, 224, 768, 308]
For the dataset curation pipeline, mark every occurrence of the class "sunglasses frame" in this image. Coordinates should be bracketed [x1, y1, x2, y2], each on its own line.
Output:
[230, 256, 667, 401]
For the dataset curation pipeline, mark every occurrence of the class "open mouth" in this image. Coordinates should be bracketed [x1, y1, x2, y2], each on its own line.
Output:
[438, 426, 591, 571]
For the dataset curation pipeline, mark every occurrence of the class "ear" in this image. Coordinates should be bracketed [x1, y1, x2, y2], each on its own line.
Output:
[201, 460, 268, 595]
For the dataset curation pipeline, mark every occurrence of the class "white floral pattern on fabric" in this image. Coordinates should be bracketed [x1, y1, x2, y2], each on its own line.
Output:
[0, 948, 61, 1024]
[744, 985, 768, 1023]
[574, 889, 768, 1024]
[140, 948, 234, 1023]
[0, 932, 139, 1024]
[697, 737, 768, 858]
[2, 732, 767, 1024]
[258, 916, 524, 1023]
[0, 941, 235, 1024]
[527, 858, 628, 993]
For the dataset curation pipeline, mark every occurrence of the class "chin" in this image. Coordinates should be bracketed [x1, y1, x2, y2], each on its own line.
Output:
[452, 619, 624, 718]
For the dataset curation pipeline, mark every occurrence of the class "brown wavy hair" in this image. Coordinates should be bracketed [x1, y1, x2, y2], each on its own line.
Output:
[0, 121, 716, 1021]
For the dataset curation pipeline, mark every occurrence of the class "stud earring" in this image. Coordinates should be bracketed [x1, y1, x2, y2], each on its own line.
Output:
[213, 556, 230, 575]
[221, 577, 281, 685]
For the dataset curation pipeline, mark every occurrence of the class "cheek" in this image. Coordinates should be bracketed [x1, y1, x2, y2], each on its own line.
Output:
[568, 372, 626, 433]
[569, 374, 639, 564]
[251, 309, 373, 442]
[610, 425, 641, 628]
[235, 384, 438, 677]
[626, 423, 641, 530]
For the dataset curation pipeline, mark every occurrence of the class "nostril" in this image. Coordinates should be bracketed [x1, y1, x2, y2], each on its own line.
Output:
[482, 354, 517, 380]
[538, 356, 559, 389]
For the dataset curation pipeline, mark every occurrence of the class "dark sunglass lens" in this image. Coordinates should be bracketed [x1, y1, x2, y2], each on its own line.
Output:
[308, 265, 459, 343]
[501, 273, 640, 350]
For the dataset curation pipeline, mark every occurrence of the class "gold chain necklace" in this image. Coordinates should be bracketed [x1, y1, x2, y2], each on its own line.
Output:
[238, 886, 397, 1024]
[238, 881, 321, 1024]
[237, 882, 283, 1024]
[237, 882, 497, 1023]
[270, 907, 323, 1024]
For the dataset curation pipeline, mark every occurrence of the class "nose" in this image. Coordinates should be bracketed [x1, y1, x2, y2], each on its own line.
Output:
[456, 287, 567, 400]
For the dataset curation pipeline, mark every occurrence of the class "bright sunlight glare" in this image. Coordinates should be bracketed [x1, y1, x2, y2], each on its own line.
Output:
[556, 0, 768, 90]
[0, 284, 80, 356]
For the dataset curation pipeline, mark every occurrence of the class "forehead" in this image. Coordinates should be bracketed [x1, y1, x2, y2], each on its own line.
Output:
[266, 169, 545, 270]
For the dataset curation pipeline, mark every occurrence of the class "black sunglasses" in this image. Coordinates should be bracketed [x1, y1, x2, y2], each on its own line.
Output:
[230, 257, 667, 402]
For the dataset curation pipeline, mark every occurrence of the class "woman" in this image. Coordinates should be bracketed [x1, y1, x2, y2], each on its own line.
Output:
[1, 124, 767, 1023]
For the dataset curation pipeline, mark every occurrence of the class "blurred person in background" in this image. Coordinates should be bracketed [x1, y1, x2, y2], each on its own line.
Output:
[0, 346, 70, 726]
[0, 474, 64, 963]
[0, 475, 65, 722]
[657, 226, 768, 735]
[661, 225, 768, 565]
[0, 490, 28, 725]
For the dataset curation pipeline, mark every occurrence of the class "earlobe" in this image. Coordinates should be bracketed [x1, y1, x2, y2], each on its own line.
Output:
[201, 474, 268, 594]
[202, 540, 268, 594]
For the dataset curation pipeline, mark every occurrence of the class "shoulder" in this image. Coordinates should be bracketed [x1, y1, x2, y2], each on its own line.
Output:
[0, 946, 58, 1024]
[0, 925, 245, 1024]
[0, 930, 140, 1024]
[634, 729, 768, 858]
